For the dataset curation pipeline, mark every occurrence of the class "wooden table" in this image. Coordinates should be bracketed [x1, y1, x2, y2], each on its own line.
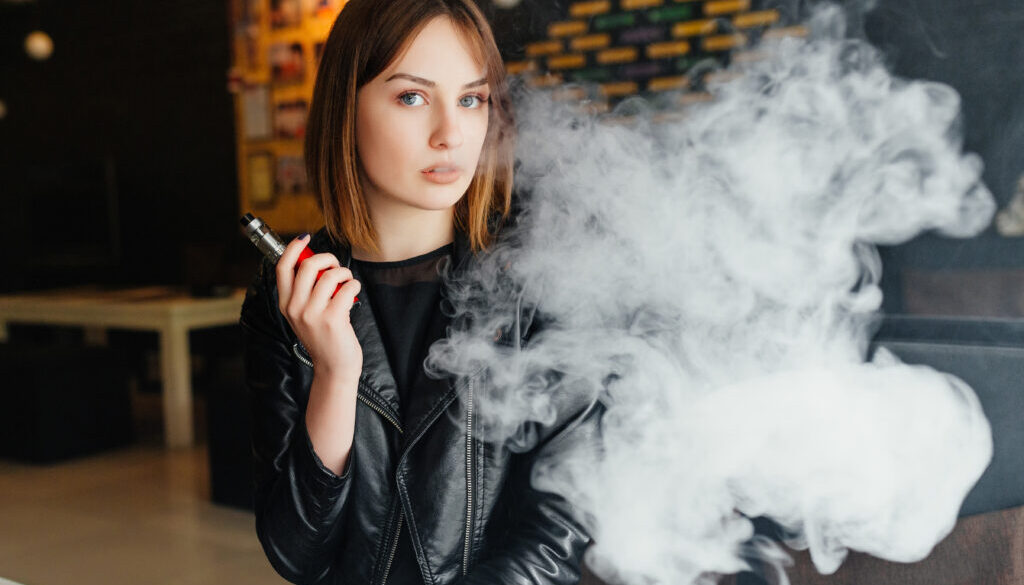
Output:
[0, 286, 245, 448]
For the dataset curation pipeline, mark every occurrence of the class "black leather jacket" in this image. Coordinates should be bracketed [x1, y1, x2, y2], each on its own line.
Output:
[240, 228, 599, 585]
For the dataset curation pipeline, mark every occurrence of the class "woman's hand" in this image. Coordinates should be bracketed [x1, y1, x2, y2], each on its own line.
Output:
[276, 235, 363, 383]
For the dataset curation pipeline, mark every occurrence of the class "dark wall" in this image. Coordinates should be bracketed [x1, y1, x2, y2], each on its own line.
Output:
[865, 0, 1024, 275]
[860, 0, 1024, 315]
[866, 0, 1024, 216]
[0, 0, 252, 292]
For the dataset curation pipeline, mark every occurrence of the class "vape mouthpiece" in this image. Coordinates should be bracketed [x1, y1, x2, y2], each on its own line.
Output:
[240, 213, 286, 262]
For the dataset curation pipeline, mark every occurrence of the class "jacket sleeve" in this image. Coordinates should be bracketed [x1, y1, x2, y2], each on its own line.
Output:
[241, 257, 354, 585]
[460, 391, 604, 585]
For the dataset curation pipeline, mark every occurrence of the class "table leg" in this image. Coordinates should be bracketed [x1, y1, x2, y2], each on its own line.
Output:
[159, 323, 194, 448]
[0, 320, 7, 342]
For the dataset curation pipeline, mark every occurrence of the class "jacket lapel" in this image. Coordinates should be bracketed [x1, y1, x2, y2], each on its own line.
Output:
[332, 239, 403, 420]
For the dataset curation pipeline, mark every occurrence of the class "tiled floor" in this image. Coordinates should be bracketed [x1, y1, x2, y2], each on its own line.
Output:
[0, 394, 286, 585]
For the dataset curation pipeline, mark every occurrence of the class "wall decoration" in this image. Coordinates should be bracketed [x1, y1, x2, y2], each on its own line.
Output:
[491, 0, 795, 112]
[270, 42, 306, 85]
[231, 0, 331, 231]
[275, 155, 307, 195]
[234, 0, 263, 72]
[274, 99, 308, 140]
[313, 0, 345, 18]
[241, 0, 262, 21]
[239, 21, 261, 72]
[270, 0, 302, 29]
[247, 152, 275, 207]
[241, 84, 272, 140]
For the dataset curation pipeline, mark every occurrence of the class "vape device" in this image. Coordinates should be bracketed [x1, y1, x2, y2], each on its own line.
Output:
[240, 212, 358, 303]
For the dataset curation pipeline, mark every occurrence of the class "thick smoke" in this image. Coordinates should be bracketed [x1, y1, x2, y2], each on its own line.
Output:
[428, 5, 994, 584]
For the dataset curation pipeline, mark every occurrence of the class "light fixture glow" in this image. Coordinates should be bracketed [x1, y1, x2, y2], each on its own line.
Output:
[25, 30, 54, 60]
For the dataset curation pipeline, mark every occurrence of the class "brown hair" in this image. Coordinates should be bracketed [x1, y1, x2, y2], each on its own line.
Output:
[305, 0, 515, 254]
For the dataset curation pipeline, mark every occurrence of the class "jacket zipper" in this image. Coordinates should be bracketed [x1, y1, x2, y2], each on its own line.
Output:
[462, 375, 475, 575]
[366, 392, 403, 585]
[358, 382, 403, 585]
[292, 342, 314, 368]
[357, 393, 403, 434]
[360, 397, 403, 585]
[380, 511, 403, 585]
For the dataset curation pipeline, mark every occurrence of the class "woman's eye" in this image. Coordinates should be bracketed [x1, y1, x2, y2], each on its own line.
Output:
[459, 95, 488, 109]
[399, 92, 426, 106]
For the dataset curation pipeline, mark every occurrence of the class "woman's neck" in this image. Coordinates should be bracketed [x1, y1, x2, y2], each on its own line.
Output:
[352, 205, 455, 263]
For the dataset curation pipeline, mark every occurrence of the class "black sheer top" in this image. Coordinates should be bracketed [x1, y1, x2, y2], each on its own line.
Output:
[351, 242, 453, 423]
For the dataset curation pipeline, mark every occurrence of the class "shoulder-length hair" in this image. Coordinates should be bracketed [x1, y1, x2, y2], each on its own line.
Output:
[305, 0, 515, 254]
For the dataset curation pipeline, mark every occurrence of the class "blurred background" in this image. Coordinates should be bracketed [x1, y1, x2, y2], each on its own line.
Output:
[1, 1, 250, 293]
[0, 0, 1020, 584]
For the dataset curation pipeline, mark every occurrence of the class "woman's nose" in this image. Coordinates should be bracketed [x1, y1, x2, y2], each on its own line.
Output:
[430, 106, 464, 150]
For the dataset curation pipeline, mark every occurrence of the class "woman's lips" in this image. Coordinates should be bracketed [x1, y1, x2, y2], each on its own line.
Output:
[421, 166, 462, 184]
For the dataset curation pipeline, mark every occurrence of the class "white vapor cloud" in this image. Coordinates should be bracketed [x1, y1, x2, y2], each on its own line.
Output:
[429, 5, 995, 584]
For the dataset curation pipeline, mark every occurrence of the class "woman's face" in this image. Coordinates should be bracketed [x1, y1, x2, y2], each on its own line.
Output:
[355, 16, 491, 217]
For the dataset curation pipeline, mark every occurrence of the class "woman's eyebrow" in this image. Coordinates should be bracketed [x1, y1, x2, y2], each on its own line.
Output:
[385, 73, 488, 89]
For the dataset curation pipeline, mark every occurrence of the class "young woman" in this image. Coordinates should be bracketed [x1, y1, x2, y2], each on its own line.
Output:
[240, 1, 598, 584]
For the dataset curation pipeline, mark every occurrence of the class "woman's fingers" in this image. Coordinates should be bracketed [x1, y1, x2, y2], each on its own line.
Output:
[307, 266, 355, 312]
[275, 235, 309, 313]
[288, 253, 342, 319]
[292, 252, 341, 299]
[325, 278, 363, 317]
